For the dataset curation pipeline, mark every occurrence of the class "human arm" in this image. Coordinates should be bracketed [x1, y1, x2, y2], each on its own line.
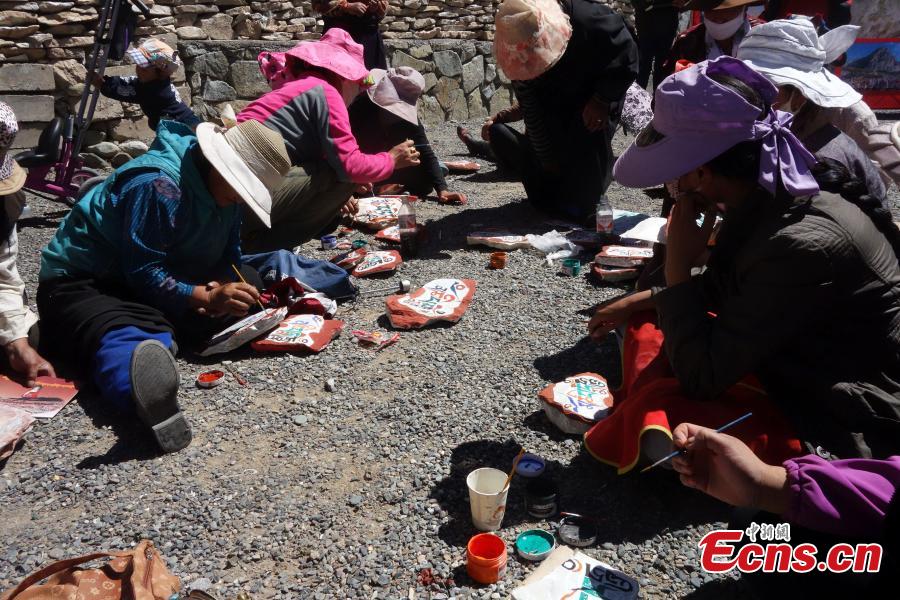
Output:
[587, 289, 653, 341]
[366, 0, 388, 19]
[322, 85, 396, 183]
[576, 3, 639, 107]
[673, 422, 900, 538]
[98, 75, 140, 102]
[481, 104, 524, 141]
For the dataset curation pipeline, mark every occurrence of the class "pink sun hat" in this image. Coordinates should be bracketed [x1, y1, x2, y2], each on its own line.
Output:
[285, 28, 369, 83]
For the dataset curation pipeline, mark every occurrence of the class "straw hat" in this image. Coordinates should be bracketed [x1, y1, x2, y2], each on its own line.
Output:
[367, 67, 426, 125]
[285, 28, 369, 83]
[737, 19, 862, 108]
[494, 0, 573, 82]
[196, 120, 291, 228]
[0, 102, 26, 196]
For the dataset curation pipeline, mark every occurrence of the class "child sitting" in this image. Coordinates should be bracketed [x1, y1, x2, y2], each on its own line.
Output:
[93, 38, 200, 131]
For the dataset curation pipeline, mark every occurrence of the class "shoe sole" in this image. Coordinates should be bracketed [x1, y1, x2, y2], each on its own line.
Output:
[130, 340, 191, 453]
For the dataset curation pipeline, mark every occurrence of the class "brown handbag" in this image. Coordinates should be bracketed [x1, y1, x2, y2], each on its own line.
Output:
[2, 540, 181, 600]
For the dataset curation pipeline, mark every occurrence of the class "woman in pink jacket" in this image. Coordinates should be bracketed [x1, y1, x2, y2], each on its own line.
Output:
[239, 29, 419, 252]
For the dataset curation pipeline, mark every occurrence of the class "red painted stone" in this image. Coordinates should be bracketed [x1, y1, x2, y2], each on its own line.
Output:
[386, 278, 476, 329]
[351, 250, 403, 277]
[251, 314, 345, 353]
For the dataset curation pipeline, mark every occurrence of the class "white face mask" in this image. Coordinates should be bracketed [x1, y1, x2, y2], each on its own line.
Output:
[703, 8, 747, 41]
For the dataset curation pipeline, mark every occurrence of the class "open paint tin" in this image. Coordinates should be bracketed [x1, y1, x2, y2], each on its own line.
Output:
[515, 453, 546, 478]
[557, 513, 599, 548]
[515, 529, 556, 562]
[196, 369, 226, 389]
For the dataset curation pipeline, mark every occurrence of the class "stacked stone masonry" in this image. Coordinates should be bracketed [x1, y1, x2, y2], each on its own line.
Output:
[0, 0, 634, 163]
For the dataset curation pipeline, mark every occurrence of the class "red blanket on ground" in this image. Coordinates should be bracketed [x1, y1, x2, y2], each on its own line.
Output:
[584, 311, 804, 473]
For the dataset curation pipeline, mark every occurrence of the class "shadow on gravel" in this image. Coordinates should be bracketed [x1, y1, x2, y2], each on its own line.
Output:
[683, 577, 758, 599]
[533, 335, 621, 388]
[431, 439, 732, 551]
[74, 390, 160, 468]
[421, 201, 548, 256]
[18, 210, 69, 230]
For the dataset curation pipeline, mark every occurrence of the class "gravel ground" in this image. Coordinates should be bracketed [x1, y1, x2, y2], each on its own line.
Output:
[1, 120, 897, 599]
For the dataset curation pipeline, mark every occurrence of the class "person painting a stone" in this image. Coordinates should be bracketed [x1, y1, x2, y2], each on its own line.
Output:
[0, 103, 55, 388]
[474, 0, 638, 223]
[349, 67, 467, 205]
[584, 57, 900, 473]
[38, 119, 290, 454]
[240, 29, 420, 253]
[659, 0, 763, 82]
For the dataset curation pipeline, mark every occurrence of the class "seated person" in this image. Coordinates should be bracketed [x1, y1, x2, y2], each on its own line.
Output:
[672, 422, 899, 594]
[239, 29, 419, 253]
[38, 119, 290, 453]
[482, 0, 638, 223]
[585, 57, 900, 472]
[0, 102, 55, 387]
[94, 38, 200, 131]
[738, 18, 890, 202]
[349, 67, 466, 205]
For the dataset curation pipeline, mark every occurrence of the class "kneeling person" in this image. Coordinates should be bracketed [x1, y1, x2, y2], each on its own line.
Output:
[38, 119, 290, 453]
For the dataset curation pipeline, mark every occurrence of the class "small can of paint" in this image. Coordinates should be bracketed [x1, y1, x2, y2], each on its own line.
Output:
[525, 477, 558, 519]
[321, 234, 338, 250]
[561, 258, 581, 277]
[515, 453, 546, 478]
[489, 252, 508, 269]
[352, 239, 368, 249]
[196, 369, 225, 389]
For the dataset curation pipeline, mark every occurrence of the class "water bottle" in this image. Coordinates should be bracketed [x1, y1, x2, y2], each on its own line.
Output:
[399, 195, 418, 258]
[595, 195, 614, 235]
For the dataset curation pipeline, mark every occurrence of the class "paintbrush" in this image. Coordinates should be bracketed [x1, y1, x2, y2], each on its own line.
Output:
[639, 412, 753, 474]
[503, 448, 526, 491]
[231, 264, 265, 311]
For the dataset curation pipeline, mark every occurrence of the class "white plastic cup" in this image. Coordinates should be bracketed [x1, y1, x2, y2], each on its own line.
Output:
[466, 467, 510, 531]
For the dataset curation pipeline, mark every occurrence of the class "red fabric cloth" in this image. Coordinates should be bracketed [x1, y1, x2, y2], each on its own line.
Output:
[584, 311, 804, 473]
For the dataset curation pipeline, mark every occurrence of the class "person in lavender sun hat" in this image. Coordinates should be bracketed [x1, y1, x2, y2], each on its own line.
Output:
[585, 56, 900, 471]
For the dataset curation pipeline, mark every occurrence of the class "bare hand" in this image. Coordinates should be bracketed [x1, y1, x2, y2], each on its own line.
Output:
[354, 182, 373, 197]
[340, 197, 360, 216]
[344, 2, 367, 16]
[389, 139, 420, 169]
[481, 118, 495, 141]
[588, 296, 633, 342]
[208, 282, 259, 317]
[672, 423, 791, 514]
[583, 97, 610, 132]
[665, 194, 716, 286]
[6, 339, 56, 388]
[438, 190, 467, 205]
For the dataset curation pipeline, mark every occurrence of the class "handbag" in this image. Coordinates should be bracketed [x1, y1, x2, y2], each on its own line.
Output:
[2, 540, 180, 600]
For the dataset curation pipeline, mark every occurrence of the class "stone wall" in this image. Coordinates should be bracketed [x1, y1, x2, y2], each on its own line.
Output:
[0, 0, 635, 161]
[181, 38, 514, 130]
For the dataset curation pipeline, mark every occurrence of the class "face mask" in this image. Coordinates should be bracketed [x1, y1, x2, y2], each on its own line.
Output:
[340, 81, 361, 107]
[703, 8, 747, 41]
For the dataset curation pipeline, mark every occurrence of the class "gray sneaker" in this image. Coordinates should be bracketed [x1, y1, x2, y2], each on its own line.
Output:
[130, 339, 191, 453]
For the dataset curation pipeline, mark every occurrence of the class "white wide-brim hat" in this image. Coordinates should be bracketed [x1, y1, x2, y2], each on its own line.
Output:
[196, 120, 291, 228]
[737, 18, 862, 108]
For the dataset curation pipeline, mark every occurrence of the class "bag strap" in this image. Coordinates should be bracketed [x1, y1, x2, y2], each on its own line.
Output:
[4, 550, 129, 599]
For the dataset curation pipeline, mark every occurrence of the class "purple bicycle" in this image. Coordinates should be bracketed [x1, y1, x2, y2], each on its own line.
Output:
[15, 0, 151, 205]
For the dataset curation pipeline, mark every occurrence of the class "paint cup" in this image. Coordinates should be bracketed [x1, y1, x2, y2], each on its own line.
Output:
[321, 234, 338, 250]
[515, 529, 556, 562]
[466, 533, 507, 584]
[489, 252, 508, 269]
[561, 258, 581, 277]
[515, 453, 546, 478]
[196, 369, 225, 389]
[525, 478, 558, 519]
[352, 239, 368, 249]
[466, 467, 510, 531]
[557, 513, 599, 548]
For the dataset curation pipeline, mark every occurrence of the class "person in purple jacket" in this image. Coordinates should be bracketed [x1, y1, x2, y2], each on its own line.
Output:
[672, 422, 899, 594]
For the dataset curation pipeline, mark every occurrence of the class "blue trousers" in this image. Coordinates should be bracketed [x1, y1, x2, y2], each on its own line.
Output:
[93, 326, 173, 412]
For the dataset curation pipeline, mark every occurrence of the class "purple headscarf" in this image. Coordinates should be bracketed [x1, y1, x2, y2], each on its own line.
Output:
[614, 56, 820, 197]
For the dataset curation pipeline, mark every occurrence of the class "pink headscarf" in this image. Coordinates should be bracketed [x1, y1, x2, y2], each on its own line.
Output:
[258, 51, 294, 91]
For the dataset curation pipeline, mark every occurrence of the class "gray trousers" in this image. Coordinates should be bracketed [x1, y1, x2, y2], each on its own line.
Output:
[241, 164, 355, 253]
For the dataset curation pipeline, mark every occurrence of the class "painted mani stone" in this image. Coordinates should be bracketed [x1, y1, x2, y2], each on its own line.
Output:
[466, 231, 531, 250]
[594, 245, 654, 268]
[538, 373, 614, 434]
[351, 251, 403, 277]
[252, 314, 344, 353]
[353, 196, 404, 230]
[386, 278, 476, 329]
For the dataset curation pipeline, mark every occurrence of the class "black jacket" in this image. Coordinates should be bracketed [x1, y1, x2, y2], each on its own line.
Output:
[655, 192, 900, 459]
